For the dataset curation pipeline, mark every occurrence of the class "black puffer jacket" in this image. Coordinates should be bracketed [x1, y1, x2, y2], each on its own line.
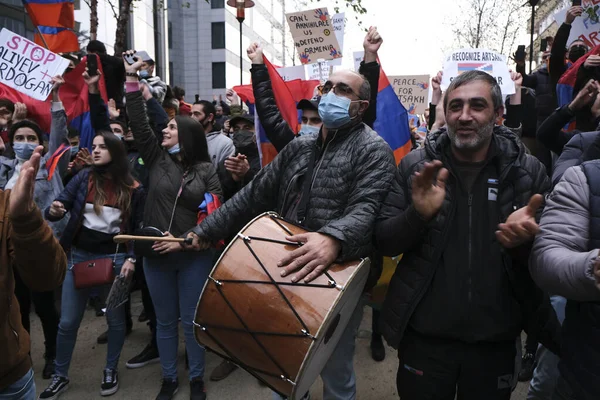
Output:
[126, 91, 222, 237]
[375, 126, 561, 354]
[192, 121, 396, 270]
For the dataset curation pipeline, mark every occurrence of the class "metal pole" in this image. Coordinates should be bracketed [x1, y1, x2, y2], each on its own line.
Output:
[529, 4, 535, 73]
[239, 20, 243, 86]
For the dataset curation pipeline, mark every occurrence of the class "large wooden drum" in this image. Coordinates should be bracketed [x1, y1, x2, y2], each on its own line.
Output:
[194, 212, 369, 399]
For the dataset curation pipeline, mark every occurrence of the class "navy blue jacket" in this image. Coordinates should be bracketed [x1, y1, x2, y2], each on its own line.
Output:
[45, 168, 145, 255]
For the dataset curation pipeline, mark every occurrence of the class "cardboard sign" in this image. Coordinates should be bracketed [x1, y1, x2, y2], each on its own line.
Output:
[305, 61, 331, 82]
[554, 3, 600, 48]
[353, 51, 364, 72]
[277, 65, 306, 81]
[441, 48, 515, 97]
[286, 8, 343, 65]
[0, 28, 69, 101]
[330, 13, 345, 66]
[388, 75, 430, 115]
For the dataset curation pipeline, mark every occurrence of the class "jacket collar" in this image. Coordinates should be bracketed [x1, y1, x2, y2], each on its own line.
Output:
[315, 120, 364, 148]
[426, 125, 525, 182]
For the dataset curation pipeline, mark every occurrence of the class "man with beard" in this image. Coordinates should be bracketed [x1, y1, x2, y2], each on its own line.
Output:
[191, 100, 235, 167]
[375, 70, 561, 400]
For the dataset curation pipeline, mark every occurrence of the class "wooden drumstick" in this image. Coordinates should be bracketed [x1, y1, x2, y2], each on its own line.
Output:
[113, 235, 193, 245]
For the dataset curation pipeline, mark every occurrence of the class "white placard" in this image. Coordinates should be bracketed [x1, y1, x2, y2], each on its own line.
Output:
[441, 48, 515, 97]
[353, 51, 364, 72]
[0, 28, 69, 101]
[554, 5, 600, 48]
[277, 65, 306, 81]
[330, 13, 345, 66]
[305, 60, 331, 82]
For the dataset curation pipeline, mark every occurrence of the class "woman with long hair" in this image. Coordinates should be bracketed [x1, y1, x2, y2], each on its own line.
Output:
[38, 132, 145, 399]
[122, 50, 222, 400]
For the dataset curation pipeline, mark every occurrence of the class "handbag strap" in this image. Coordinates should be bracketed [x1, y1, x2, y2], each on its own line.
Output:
[113, 242, 119, 264]
[167, 170, 189, 233]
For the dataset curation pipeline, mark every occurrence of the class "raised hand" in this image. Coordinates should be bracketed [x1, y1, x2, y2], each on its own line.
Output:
[585, 54, 600, 68]
[82, 68, 101, 94]
[122, 50, 143, 74]
[363, 26, 383, 56]
[569, 79, 599, 111]
[431, 71, 443, 105]
[496, 194, 544, 248]
[510, 70, 523, 89]
[9, 146, 43, 218]
[12, 102, 27, 123]
[566, 6, 583, 24]
[247, 42, 264, 64]
[108, 99, 120, 119]
[411, 160, 449, 221]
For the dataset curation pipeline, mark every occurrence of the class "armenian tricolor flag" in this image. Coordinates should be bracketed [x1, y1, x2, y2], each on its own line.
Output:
[374, 67, 411, 164]
[458, 63, 493, 74]
[22, 0, 79, 53]
[197, 193, 224, 249]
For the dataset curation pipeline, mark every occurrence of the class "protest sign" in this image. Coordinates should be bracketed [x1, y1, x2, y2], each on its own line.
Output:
[554, 2, 600, 48]
[330, 13, 345, 66]
[440, 48, 515, 97]
[353, 51, 364, 72]
[0, 28, 69, 101]
[388, 75, 430, 115]
[305, 60, 331, 82]
[277, 65, 306, 81]
[286, 8, 342, 65]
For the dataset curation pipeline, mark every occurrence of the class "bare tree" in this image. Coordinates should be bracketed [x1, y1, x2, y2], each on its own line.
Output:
[82, 0, 99, 40]
[451, 0, 528, 57]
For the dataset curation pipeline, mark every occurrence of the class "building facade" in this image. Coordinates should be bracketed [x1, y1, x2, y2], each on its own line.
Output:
[0, 0, 169, 84]
[168, 0, 293, 102]
[526, 0, 571, 65]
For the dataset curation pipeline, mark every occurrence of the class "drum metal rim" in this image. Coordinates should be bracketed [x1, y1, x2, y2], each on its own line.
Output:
[289, 257, 370, 398]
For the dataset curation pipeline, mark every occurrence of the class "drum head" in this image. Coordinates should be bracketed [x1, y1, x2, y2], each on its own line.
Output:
[133, 226, 165, 258]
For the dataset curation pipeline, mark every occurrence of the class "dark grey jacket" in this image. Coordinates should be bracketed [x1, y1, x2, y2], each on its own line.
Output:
[192, 122, 397, 264]
[126, 91, 222, 237]
[376, 126, 561, 354]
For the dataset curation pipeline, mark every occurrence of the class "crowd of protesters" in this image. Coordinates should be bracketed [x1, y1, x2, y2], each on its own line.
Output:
[1, 5, 600, 400]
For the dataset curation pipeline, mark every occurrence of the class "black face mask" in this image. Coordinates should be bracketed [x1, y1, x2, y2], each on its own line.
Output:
[568, 45, 587, 63]
[233, 130, 257, 154]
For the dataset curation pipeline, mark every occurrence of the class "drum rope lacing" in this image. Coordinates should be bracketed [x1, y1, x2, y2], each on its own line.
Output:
[194, 214, 343, 389]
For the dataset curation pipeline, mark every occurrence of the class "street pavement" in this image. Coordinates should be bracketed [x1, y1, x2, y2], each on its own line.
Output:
[28, 292, 531, 399]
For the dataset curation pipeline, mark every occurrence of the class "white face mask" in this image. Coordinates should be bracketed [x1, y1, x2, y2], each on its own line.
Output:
[298, 124, 320, 136]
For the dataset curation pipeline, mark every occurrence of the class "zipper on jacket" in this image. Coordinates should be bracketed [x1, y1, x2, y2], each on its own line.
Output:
[310, 131, 338, 191]
[467, 193, 473, 304]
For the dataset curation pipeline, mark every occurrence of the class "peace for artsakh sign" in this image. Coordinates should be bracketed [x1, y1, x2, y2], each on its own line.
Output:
[388, 75, 430, 115]
[0, 29, 69, 101]
[554, 1, 600, 48]
[286, 8, 342, 65]
[440, 49, 515, 97]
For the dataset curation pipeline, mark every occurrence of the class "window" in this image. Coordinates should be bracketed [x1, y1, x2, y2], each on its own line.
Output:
[211, 0, 224, 9]
[212, 62, 226, 89]
[211, 22, 225, 49]
[168, 22, 173, 49]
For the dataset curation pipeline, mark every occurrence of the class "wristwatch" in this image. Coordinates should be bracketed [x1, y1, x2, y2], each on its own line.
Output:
[127, 257, 137, 264]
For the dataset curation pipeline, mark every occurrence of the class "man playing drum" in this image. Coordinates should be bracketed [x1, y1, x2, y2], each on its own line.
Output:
[183, 65, 397, 399]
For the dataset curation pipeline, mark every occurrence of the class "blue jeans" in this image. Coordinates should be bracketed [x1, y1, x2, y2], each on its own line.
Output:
[55, 247, 126, 377]
[272, 297, 365, 400]
[527, 295, 567, 400]
[144, 250, 214, 381]
[0, 369, 35, 400]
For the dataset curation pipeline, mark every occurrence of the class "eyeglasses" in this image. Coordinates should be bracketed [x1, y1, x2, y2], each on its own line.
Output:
[322, 81, 357, 98]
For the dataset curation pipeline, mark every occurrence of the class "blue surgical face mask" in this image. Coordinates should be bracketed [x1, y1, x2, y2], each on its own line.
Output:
[70, 146, 79, 157]
[13, 142, 37, 160]
[318, 92, 354, 129]
[298, 124, 320, 136]
[139, 69, 150, 79]
[167, 143, 180, 154]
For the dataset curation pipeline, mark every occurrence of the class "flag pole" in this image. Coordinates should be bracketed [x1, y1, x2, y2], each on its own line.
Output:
[20, 0, 50, 49]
